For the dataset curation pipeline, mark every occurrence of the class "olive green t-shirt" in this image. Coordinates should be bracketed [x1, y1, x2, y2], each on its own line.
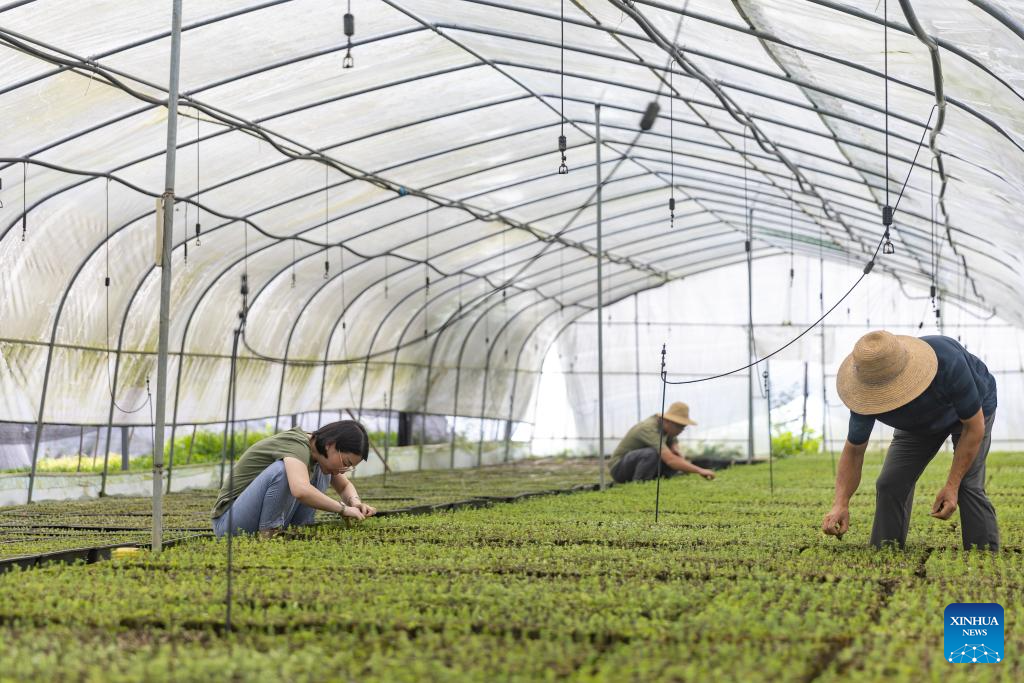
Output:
[211, 427, 316, 519]
[609, 415, 677, 470]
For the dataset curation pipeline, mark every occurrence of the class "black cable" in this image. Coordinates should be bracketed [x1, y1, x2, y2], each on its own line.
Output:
[664, 230, 888, 385]
[21, 162, 26, 241]
[195, 108, 201, 246]
[892, 104, 937, 213]
[884, 0, 889, 208]
[323, 164, 330, 279]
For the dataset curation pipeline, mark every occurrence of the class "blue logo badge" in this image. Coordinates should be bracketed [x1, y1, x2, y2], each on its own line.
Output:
[945, 603, 1003, 663]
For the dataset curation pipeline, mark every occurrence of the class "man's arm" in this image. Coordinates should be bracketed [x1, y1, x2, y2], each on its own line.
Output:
[822, 440, 867, 536]
[282, 457, 364, 519]
[659, 445, 715, 480]
[931, 407, 985, 520]
[331, 473, 376, 516]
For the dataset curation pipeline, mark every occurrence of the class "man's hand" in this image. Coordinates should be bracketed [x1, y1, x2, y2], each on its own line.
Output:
[930, 485, 959, 520]
[698, 468, 715, 481]
[822, 505, 850, 538]
[341, 505, 366, 521]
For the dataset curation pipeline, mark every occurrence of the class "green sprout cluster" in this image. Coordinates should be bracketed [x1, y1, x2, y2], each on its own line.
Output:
[0, 454, 1020, 681]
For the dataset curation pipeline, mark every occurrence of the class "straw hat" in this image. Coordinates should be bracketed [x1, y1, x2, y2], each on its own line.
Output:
[658, 401, 697, 427]
[836, 330, 937, 415]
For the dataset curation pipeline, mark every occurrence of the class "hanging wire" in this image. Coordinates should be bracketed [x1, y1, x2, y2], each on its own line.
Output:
[424, 198, 430, 338]
[21, 162, 26, 241]
[789, 176, 795, 282]
[343, 0, 355, 69]
[557, 0, 568, 174]
[881, 0, 895, 256]
[668, 57, 675, 228]
[323, 164, 330, 279]
[290, 237, 296, 288]
[103, 179, 149, 415]
[664, 228, 889, 386]
[182, 202, 189, 266]
[195, 109, 201, 246]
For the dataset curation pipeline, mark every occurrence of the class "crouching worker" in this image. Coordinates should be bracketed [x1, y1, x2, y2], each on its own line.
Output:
[822, 331, 998, 550]
[609, 401, 716, 484]
[212, 420, 376, 538]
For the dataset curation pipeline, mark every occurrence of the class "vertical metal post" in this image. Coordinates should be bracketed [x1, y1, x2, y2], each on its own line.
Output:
[76, 426, 85, 473]
[595, 103, 606, 491]
[746, 208, 754, 463]
[820, 252, 833, 475]
[764, 364, 773, 495]
[185, 424, 197, 465]
[91, 425, 101, 470]
[151, 0, 184, 553]
[121, 425, 131, 471]
[798, 361, 809, 449]
[634, 293, 641, 422]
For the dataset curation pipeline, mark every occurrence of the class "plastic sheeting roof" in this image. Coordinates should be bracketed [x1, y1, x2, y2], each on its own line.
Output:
[0, 0, 1021, 429]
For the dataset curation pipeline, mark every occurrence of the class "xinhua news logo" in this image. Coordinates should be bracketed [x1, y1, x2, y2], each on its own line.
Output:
[944, 603, 1004, 664]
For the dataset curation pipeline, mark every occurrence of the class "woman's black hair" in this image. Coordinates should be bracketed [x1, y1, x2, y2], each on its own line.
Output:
[312, 420, 369, 461]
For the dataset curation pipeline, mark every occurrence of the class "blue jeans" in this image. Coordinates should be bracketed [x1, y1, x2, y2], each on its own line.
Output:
[212, 460, 330, 537]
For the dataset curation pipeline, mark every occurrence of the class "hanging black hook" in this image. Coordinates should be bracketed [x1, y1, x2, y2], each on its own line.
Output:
[343, 1, 355, 69]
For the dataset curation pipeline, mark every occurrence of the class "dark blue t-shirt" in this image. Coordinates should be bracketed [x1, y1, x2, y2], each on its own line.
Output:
[846, 336, 996, 445]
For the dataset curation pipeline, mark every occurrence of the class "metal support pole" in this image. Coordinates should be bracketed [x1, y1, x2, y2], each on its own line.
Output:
[121, 425, 131, 471]
[764, 364, 774, 495]
[151, 0, 184, 553]
[91, 425, 101, 470]
[799, 361, 809, 449]
[76, 426, 85, 473]
[185, 424, 196, 465]
[634, 293, 641, 422]
[820, 252, 833, 475]
[746, 208, 755, 464]
[595, 103, 606, 491]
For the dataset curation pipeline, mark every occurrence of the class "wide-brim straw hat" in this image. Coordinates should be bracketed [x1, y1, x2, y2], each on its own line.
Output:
[836, 330, 937, 415]
[658, 401, 697, 427]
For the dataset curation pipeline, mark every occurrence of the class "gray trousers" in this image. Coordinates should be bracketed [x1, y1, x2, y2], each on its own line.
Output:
[610, 448, 677, 484]
[872, 411, 998, 550]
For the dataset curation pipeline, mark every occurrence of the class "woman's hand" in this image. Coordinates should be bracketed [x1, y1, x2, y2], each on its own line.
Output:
[353, 502, 377, 517]
[340, 505, 365, 521]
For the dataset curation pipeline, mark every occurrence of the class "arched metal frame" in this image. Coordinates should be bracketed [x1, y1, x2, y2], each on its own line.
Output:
[2, 0, 1019, 482]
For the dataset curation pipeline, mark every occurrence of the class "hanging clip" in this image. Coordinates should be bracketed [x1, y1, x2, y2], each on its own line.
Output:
[668, 196, 675, 228]
[194, 221, 202, 246]
[881, 204, 895, 254]
[557, 134, 568, 174]
[323, 258, 330, 280]
[343, 9, 355, 69]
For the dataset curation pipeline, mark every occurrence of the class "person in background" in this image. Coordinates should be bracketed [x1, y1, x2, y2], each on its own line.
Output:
[212, 419, 376, 538]
[822, 330, 998, 550]
[608, 401, 716, 483]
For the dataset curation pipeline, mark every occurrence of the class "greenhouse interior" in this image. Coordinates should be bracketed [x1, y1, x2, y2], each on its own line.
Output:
[1, 0, 1023, 680]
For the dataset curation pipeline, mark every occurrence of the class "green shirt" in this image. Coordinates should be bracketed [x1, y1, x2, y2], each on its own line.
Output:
[609, 415, 677, 470]
[212, 427, 316, 519]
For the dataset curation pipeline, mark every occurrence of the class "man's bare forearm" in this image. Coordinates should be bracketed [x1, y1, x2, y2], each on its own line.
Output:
[947, 424, 983, 489]
[833, 441, 866, 507]
[661, 447, 703, 474]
